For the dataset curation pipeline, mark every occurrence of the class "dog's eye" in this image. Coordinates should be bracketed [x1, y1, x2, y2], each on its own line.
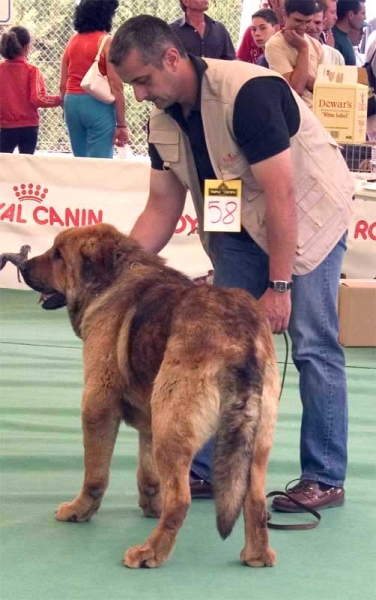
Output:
[53, 248, 62, 260]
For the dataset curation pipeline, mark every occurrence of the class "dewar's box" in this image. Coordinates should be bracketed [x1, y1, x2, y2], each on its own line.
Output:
[313, 65, 368, 144]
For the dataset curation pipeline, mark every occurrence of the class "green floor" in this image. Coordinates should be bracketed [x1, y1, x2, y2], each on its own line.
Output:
[0, 289, 375, 600]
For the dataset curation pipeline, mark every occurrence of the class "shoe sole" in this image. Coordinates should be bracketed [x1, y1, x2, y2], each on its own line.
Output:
[272, 496, 345, 513]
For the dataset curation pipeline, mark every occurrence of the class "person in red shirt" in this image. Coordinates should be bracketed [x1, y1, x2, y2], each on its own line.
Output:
[0, 26, 61, 154]
[237, 9, 279, 67]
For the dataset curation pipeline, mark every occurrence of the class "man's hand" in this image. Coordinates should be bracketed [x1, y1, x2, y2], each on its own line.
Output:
[258, 288, 291, 333]
[282, 29, 308, 50]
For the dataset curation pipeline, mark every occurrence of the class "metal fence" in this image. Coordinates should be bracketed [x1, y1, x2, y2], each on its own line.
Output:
[1, 0, 243, 155]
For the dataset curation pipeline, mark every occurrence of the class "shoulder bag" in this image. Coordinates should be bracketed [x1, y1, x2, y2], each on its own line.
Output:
[80, 34, 115, 104]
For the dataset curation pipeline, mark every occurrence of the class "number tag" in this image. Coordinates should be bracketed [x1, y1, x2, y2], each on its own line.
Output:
[203, 179, 242, 232]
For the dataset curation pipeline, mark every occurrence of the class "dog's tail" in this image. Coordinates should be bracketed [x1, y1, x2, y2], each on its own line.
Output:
[213, 354, 263, 540]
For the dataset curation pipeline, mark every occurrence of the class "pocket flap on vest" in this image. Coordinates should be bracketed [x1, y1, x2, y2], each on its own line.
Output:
[149, 129, 180, 163]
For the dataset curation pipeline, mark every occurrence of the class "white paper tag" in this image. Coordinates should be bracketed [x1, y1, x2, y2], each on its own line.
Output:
[203, 180, 242, 232]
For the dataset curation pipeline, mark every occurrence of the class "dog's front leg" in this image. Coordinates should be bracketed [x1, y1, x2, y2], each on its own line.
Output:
[56, 388, 121, 523]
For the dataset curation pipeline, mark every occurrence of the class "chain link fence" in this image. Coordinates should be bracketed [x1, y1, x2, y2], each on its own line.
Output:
[1, 0, 243, 155]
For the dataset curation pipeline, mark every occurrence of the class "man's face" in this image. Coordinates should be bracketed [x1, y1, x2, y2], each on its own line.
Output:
[284, 11, 313, 36]
[307, 11, 324, 41]
[324, 0, 337, 29]
[348, 2, 366, 31]
[250, 17, 278, 48]
[114, 49, 180, 110]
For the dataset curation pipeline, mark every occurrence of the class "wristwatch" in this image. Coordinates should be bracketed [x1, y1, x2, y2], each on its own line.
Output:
[268, 280, 292, 292]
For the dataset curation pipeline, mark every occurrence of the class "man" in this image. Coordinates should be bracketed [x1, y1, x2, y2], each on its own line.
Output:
[110, 15, 354, 513]
[265, 0, 324, 108]
[307, 3, 345, 64]
[170, 0, 235, 59]
[237, 9, 279, 67]
[320, 0, 338, 45]
[333, 0, 367, 65]
[268, 0, 286, 25]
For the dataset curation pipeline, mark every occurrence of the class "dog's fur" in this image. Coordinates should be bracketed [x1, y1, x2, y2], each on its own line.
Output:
[20, 224, 279, 569]
[0, 245, 31, 282]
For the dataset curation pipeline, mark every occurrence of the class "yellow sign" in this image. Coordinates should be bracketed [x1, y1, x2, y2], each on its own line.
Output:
[203, 179, 242, 232]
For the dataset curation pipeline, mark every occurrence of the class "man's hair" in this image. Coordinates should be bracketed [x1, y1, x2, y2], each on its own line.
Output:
[337, 0, 365, 21]
[251, 8, 279, 25]
[0, 25, 30, 60]
[313, 2, 324, 14]
[73, 0, 119, 34]
[285, 0, 317, 16]
[110, 15, 188, 68]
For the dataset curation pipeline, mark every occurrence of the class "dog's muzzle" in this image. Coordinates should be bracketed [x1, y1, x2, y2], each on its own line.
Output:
[19, 262, 67, 310]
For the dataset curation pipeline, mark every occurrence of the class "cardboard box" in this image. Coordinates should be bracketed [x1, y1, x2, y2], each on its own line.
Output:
[338, 280, 376, 347]
[313, 65, 368, 144]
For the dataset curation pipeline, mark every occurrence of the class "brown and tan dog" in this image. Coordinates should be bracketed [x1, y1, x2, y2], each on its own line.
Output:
[20, 223, 280, 569]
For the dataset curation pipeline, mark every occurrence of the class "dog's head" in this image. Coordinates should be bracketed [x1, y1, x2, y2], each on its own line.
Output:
[20, 223, 160, 316]
[20, 245, 31, 254]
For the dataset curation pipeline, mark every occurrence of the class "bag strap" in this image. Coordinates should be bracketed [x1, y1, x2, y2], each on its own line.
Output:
[94, 34, 110, 62]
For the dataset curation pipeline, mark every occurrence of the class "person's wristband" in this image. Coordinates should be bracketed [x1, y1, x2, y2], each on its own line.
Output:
[116, 125, 127, 128]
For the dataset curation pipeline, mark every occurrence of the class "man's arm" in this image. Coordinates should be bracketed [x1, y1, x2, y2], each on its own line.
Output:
[251, 149, 297, 332]
[279, 31, 311, 96]
[220, 25, 236, 60]
[130, 168, 187, 253]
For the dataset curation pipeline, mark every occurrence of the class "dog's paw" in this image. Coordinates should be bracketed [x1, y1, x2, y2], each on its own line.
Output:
[124, 543, 165, 569]
[240, 546, 277, 568]
[55, 500, 95, 523]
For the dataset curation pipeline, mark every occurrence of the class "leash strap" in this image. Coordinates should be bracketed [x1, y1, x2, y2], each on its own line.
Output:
[266, 491, 321, 530]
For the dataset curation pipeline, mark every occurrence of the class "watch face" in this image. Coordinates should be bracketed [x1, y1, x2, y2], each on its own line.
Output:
[275, 281, 287, 292]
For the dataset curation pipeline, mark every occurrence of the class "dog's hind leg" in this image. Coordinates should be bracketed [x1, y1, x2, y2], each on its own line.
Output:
[240, 361, 279, 567]
[55, 387, 122, 523]
[124, 361, 219, 568]
[137, 431, 161, 518]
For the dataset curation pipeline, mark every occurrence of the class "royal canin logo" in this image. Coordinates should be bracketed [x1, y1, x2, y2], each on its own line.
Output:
[0, 183, 103, 227]
[13, 183, 49, 203]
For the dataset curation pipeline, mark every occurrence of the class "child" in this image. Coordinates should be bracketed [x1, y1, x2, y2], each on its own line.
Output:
[238, 9, 279, 67]
[0, 26, 61, 154]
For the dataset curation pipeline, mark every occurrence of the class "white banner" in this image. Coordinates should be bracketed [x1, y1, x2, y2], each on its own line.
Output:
[0, 154, 211, 290]
[342, 196, 376, 279]
[0, 154, 375, 290]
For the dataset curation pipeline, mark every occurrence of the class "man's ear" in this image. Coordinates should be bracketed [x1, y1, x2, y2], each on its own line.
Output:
[164, 47, 180, 71]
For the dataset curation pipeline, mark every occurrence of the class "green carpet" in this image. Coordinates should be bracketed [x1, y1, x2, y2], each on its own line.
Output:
[0, 289, 375, 600]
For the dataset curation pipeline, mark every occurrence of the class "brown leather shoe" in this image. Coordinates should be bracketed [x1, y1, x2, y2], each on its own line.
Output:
[271, 479, 345, 513]
[189, 477, 213, 499]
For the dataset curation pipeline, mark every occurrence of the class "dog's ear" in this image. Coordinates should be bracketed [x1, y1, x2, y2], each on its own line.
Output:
[80, 236, 121, 282]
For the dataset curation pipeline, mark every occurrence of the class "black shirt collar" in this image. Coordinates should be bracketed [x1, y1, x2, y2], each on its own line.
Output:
[178, 13, 215, 28]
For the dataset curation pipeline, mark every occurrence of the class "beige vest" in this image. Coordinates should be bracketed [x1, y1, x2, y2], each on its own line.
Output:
[148, 59, 355, 275]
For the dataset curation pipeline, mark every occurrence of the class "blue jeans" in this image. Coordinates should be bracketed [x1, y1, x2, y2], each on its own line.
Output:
[191, 232, 348, 488]
[64, 94, 116, 158]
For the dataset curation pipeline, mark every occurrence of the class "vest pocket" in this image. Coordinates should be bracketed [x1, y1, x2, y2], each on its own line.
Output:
[296, 179, 337, 254]
[148, 129, 180, 163]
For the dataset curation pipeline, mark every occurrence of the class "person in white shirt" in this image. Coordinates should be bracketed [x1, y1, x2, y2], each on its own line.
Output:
[307, 3, 345, 65]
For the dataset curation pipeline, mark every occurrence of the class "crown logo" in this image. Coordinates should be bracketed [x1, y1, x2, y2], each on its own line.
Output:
[13, 184, 49, 203]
